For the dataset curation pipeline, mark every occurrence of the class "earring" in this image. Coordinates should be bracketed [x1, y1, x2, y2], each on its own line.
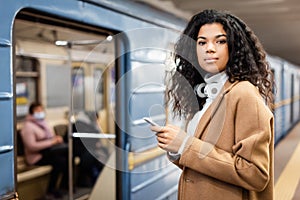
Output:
[194, 83, 207, 98]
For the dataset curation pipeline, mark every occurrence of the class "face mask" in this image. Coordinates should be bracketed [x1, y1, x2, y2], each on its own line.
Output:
[33, 112, 45, 120]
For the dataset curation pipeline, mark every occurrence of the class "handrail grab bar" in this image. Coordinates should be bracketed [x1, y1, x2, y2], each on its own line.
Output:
[0, 145, 13, 154]
[72, 133, 116, 139]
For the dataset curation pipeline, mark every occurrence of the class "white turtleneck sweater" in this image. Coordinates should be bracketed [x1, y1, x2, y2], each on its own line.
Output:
[169, 71, 228, 159]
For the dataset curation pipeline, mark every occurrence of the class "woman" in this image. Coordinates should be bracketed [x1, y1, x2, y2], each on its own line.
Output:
[151, 9, 274, 200]
[20, 102, 68, 198]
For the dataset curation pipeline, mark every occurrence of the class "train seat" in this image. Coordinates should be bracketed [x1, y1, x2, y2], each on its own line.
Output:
[17, 156, 52, 183]
[17, 156, 52, 200]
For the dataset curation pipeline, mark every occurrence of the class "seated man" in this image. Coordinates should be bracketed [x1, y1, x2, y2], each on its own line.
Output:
[20, 102, 68, 198]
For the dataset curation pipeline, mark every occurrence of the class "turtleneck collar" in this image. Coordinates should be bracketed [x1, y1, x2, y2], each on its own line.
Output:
[204, 71, 227, 84]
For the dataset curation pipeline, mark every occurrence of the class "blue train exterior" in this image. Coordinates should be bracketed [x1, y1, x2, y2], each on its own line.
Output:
[268, 55, 300, 144]
[0, 1, 300, 200]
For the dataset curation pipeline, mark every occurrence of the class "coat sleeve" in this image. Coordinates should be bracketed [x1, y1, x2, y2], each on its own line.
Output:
[178, 87, 274, 191]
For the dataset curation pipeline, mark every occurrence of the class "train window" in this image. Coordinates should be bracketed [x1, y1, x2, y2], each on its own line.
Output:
[46, 64, 71, 107]
[290, 74, 294, 123]
[16, 56, 38, 72]
[72, 67, 85, 111]
[15, 56, 39, 118]
[94, 68, 104, 111]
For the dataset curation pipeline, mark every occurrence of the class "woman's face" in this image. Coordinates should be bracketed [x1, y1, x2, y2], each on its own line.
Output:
[196, 23, 229, 74]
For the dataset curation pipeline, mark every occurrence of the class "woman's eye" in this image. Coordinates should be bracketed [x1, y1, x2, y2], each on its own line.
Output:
[217, 40, 227, 44]
[198, 41, 206, 46]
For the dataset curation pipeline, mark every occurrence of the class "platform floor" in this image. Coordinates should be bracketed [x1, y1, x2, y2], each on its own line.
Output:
[275, 122, 300, 200]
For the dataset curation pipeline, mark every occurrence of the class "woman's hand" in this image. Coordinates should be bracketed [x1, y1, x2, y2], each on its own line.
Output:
[52, 135, 63, 145]
[151, 124, 186, 153]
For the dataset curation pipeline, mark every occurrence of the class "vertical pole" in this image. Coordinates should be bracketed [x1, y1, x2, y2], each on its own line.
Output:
[66, 43, 74, 200]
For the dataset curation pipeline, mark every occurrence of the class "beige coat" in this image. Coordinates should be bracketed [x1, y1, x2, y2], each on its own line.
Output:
[171, 80, 274, 200]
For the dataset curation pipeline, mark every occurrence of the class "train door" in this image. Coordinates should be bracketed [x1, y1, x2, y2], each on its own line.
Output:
[268, 56, 284, 143]
[110, 28, 182, 200]
[0, 41, 16, 199]
[125, 50, 181, 200]
[14, 11, 119, 200]
[0, 4, 16, 199]
[282, 62, 291, 134]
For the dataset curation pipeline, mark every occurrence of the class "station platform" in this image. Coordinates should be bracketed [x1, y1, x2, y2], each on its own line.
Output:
[275, 122, 300, 200]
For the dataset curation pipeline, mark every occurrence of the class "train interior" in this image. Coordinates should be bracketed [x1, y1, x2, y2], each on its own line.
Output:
[15, 11, 117, 199]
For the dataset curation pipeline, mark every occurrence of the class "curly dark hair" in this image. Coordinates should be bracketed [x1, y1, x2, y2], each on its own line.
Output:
[166, 9, 274, 120]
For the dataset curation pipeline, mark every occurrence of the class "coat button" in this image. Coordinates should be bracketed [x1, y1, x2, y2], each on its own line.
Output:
[184, 178, 193, 183]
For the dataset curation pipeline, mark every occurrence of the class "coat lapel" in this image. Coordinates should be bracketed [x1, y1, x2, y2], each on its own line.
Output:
[194, 80, 239, 139]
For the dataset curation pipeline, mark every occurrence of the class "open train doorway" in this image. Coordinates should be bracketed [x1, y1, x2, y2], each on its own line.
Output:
[14, 10, 118, 200]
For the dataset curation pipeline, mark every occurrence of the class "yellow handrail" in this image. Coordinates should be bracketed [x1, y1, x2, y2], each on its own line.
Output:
[274, 95, 300, 109]
[128, 147, 165, 170]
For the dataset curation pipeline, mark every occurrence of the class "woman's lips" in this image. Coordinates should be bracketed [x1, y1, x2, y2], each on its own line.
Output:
[205, 58, 218, 63]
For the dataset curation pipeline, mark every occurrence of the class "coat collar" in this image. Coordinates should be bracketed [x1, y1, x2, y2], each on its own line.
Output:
[194, 80, 239, 139]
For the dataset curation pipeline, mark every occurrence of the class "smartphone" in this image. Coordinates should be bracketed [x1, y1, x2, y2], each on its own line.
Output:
[143, 117, 160, 126]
